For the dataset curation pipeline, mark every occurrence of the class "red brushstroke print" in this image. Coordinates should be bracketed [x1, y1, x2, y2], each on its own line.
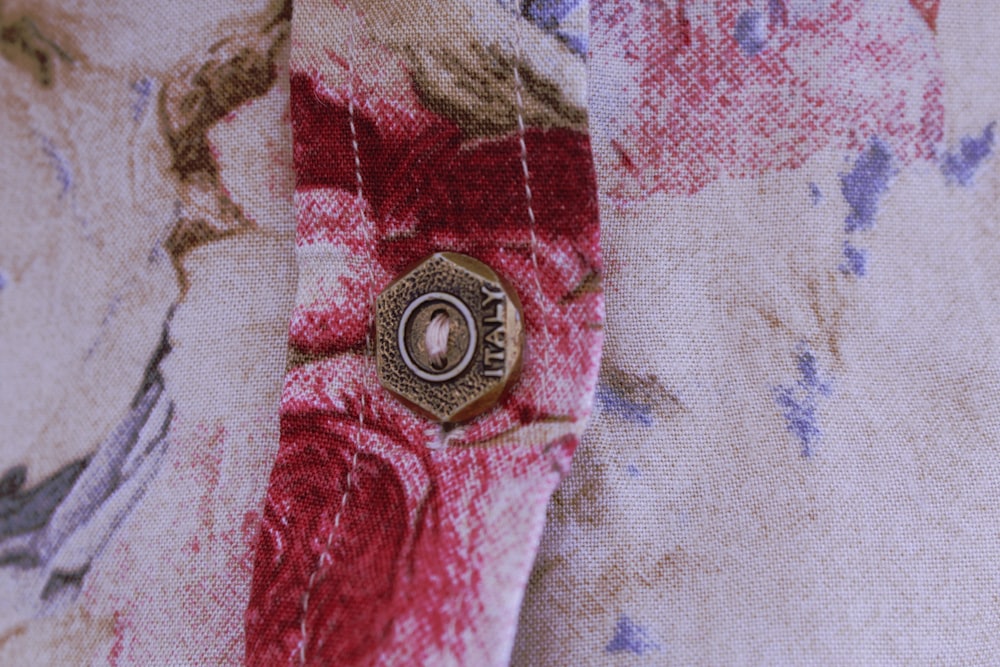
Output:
[909, 0, 940, 31]
[593, 0, 945, 197]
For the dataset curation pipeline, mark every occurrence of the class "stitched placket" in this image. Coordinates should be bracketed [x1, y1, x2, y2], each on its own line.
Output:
[244, 1, 603, 665]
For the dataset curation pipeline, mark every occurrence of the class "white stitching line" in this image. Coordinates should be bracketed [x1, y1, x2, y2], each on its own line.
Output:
[297, 8, 370, 663]
[512, 59, 554, 415]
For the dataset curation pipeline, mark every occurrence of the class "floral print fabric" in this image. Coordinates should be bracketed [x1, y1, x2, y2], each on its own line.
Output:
[244, 2, 601, 663]
[2, 0, 1000, 665]
[514, 1, 1000, 664]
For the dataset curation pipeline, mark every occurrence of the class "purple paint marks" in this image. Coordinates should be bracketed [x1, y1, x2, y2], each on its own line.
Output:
[0, 465, 27, 497]
[85, 293, 125, 359]
[809, 182, 822, 206]
[0, 271, 7, 291]
[523, 0, 587, 55]
[606, 615, 660, 655]
[40, 136, 73, 197]
[796, 346, 830, 393]
[596, 383, 654, 426]
[774, 344, 832, 457]
[768, 0, 789, 27]
[941, 122, 995, 186]
[833, 139, 893, 276]
[558, 32, 587, 56]
[735, 10, 768, 56]
[130, 77, 153, 122]
[625, 464, 641, 478]
[839, 241, 867, 277]
[35, 133, 92, 235]
[841, 139, 894, 233]
[524, 0, 579, 28]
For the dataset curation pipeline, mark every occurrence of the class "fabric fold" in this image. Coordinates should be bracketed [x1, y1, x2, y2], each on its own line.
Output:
[244, 1, 603, 664]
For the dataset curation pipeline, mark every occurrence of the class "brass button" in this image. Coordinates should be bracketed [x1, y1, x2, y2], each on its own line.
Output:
[376, 252, 524, 423]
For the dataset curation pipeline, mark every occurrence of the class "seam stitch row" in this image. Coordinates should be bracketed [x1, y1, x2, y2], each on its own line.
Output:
[297, 6, 370, 663]
[512, 58, 554, 417]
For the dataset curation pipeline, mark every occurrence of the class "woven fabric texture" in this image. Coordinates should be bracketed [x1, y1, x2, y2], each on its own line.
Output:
[513, 1, 1000, 664]
[1, 1, 296, 663]
[2, 0, 999, 665]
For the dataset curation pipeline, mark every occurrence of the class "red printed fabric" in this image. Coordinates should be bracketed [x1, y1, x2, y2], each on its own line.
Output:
[245, 1, 601, 665]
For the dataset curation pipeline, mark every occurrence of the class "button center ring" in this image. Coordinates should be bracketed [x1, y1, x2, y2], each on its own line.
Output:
[397, 291, 477, 383]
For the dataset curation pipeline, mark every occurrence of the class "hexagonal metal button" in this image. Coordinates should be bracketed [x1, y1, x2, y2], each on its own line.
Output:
[375, 252, 524, 423]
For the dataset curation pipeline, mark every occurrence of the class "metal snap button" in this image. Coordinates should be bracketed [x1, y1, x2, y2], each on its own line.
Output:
[375, 252, 524, 423]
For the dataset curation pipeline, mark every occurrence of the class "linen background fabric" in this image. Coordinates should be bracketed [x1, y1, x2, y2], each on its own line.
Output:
[0, 0, 297, 663]
[513, 1, 1000, 664]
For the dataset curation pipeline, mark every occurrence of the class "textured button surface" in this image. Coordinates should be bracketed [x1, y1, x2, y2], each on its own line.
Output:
[376, 252, 524, 423]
